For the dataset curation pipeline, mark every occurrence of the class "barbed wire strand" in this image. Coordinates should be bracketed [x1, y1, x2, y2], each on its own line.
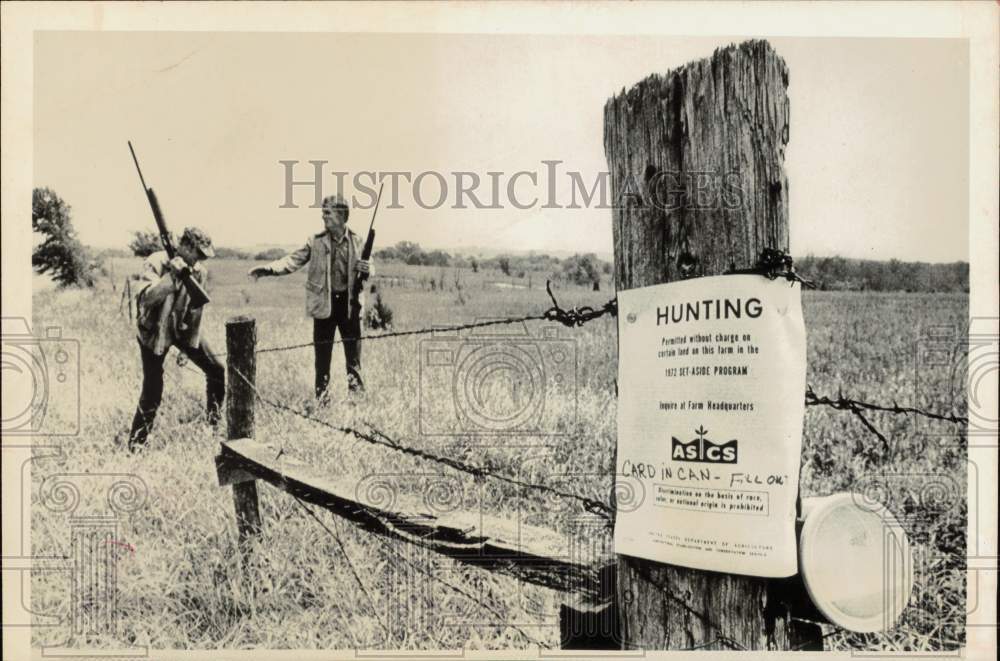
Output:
[222, 370, 571, 650]
[245, 283, 965, 427]
[229, 366, 613, 520]
[360, 420, 613, 516]
[247, 281, 617, 355]
[256, 398, 554, 649]
[805, 385, 967, 426]
[725, 247, 819, 289]
[851, 408, 891, 458]
[239, 398, 550, 649]
[256, 314, 546, 354]
[211, 379, 391, 642]
[249, 389, 533, 648]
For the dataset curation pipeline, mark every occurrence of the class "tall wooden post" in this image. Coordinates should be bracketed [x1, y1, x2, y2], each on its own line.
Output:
[224, 316, 262, 552]
[604, 40, 819, 650]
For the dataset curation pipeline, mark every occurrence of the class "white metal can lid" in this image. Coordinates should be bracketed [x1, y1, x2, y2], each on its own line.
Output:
[799, 493, 914, 633]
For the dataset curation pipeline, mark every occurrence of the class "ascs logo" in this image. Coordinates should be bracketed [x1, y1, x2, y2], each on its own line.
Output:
[671, 426, 738, 464]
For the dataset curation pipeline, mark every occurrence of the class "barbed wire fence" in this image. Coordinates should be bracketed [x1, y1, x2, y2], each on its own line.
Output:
[179, 279, 970, 522]
[175, 279, 968, 651]
[238, 355, 561, 650]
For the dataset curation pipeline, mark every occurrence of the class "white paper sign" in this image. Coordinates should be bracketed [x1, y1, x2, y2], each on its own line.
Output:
[614, 274, 807, 577]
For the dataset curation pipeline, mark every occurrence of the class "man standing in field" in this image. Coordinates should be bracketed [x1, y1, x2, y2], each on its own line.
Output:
[248, 194, 372, 398]
[128, 227, 224, 451]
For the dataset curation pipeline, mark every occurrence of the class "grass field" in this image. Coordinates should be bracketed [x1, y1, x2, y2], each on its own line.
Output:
[29, 257, 969, 651]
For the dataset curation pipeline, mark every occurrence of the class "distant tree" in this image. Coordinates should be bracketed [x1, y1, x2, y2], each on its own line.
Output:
[497, 255, 512, 276]
[32, 187, 95, 287]
[561, 253, 602, 287]
[424, 249, 451, 267]
[526, 253, 559, 271]
[213, 247, 251, 260]
[254, 247, 287, 261]
[469, 256, 479, 273]
[395, 241, 424, 265]
[128, 230, 164, 257]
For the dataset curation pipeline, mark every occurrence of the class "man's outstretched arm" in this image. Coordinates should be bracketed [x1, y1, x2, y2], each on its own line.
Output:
[249, 242, 311, 279]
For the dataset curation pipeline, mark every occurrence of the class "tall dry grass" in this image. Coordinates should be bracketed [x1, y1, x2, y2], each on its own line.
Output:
[29, 260, 968, 651]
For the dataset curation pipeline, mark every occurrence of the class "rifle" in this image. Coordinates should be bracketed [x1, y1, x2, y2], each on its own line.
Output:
[128, 141, 210, 309]
[351, 182, 383, 305]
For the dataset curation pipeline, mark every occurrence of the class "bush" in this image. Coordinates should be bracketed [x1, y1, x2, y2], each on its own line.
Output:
[365, 287, 394, 330]
[375, 242, 452, 267]
[213, 247, 252, 260]
[32, 187, 96, 287]
[424, 250, 451, 267]
[254, 248, 287, 261]
[395, 241, 423, 265]
[561, 253, 602, 287]
[128, 230, 164, 257]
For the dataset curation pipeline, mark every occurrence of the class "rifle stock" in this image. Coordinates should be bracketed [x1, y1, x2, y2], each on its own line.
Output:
[177, 265, 210, 310]
[129, 141, 210, 309]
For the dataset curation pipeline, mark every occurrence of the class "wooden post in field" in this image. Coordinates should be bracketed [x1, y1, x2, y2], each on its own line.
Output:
[222, 316, 262, 553]
[604, 40, 821, 650]
[120, 278, 132, 321]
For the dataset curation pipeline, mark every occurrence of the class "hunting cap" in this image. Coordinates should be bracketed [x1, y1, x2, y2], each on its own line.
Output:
[181, 226, 215, 258]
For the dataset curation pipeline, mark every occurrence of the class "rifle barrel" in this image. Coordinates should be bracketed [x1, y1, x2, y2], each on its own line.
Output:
[368, 182, 385, 234]
[128, 141, 150, 192]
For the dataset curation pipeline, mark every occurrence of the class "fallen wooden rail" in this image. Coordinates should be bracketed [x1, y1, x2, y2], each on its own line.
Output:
[216, 436, 612, 605]
[217, 317, 619, 649]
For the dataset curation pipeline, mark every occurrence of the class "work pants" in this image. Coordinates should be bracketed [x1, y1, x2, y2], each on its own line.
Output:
[129, 337, 224, 450]
[313, 291, 363, 398]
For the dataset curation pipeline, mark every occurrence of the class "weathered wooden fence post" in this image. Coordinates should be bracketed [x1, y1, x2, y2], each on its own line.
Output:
[220, 316, 262, 554]
[604, 40, 820, 650]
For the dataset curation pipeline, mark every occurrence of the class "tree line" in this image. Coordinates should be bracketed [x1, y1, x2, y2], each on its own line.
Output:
[373, 242, 612, 288]
[127, 234, 614, 287]
[32, 187, 970, 294]
[795, 255, 969, 293]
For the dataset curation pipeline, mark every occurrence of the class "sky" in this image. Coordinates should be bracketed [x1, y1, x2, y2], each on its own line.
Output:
[33, 32, 969, 262]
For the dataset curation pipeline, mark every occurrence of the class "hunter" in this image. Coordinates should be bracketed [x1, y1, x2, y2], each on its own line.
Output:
[128, 227, 223, 451]
[248, 194, 372, 397]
